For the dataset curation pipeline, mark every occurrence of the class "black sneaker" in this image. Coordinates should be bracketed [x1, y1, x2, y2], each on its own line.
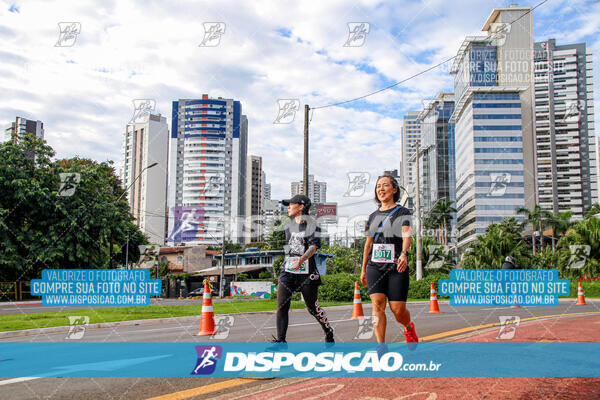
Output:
[266, 335, 288, 351]
[325, 329, 335, 343]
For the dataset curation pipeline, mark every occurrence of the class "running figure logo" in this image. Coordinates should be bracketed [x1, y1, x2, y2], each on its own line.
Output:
[58, 173, 81, 197]
[129, 99, 156, 125]
[55, 22, 81, 47]
[273, 99, 300, 124]
[562, 100, 584, 123]
[199, 22, 226, 47]
[497, 316, 520, 340]
[191, 345, 223, 375]
[489, 22, 511, 47]
[210, 316, 235, 339]
[344, 23, 370, 47]
[65, 316, 89, 340]
[487, 172, 511, 197]
[568, 245, 591, 270]
[344, 172, 370, 197]
[354, 317, 374, 340]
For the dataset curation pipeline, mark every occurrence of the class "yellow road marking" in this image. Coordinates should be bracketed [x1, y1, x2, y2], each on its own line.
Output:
[420, 311, 600, 342]
[146, 378, 258, 400]
[147, 311, 600, 399]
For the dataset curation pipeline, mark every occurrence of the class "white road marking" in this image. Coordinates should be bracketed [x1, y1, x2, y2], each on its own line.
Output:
[0, 377, 41, 386]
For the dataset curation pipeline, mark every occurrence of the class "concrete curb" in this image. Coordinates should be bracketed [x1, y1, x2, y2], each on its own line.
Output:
[0, 303, 427, 338]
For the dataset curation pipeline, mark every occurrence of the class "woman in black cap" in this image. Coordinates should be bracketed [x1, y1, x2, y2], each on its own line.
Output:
[270, 194, 334, 346]
[361, 174, 418, 350]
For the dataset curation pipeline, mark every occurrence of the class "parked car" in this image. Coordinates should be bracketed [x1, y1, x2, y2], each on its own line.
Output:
[188, 286, 219, 297]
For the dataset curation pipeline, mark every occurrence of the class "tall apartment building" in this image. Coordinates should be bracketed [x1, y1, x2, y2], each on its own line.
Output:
[245, 155, 263, 243]
[450, 5, 536, 249]
[262, 171, 271, 206]
[167, 95, 248, 246]
[417, 93, 456, 239]
[121, 113, 169, 245]
[3, 116, 44, 143]
[291, 174, 327, 203]
[400, 111, 421, 188]
[262, 199, 286, 239]
[597, 139, 600, 203]
[534, 39, 597, 218]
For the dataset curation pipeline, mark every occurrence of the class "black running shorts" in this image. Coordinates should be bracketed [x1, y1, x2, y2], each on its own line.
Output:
[366, 265, 410, 302]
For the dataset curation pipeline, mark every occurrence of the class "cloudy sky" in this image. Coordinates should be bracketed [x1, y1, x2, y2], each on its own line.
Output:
[1, 0, 599, 227]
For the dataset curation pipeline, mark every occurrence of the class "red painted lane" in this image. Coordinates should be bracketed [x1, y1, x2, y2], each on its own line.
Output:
[458, 314, 600, 342]
[237, 315, 600, 400]
[239, 377, 600, 400]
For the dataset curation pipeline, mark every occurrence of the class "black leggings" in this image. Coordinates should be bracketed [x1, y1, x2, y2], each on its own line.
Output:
[275, 281, 333, 341]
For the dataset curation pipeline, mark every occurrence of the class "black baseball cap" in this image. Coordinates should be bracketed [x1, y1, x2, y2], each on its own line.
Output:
[281, 194, 311, 209]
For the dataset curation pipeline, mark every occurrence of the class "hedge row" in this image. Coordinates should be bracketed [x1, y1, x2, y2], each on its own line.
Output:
[569, 281, 600, 298]
[272, 272, 451, 302]
[273, 274, 600, 302]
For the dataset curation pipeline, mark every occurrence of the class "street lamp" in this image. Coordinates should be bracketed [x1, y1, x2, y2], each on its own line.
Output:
[111, 161, 159, 269]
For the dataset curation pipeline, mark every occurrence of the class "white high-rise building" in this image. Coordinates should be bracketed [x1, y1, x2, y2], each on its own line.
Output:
[534, 39, 597, 218]
[401, 111, 421, 189]
[450, 5, 536, 249]
[291, 174, 327, 203]
[167, 95, 248, 246]
[262, 171, 271, 206]
[121, 113, 169, 245]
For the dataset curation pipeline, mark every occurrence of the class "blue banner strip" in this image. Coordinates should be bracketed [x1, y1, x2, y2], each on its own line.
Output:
[0, 342, 598, 378]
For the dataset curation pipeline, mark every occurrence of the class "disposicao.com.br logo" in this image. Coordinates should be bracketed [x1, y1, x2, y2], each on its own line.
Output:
[193, 348, 442, 375]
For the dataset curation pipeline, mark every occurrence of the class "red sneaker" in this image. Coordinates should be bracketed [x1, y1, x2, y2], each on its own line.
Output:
[404, 321, 419, 343]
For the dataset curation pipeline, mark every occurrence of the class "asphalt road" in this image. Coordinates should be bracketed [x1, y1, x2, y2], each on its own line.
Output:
[1, 300, 599, 400]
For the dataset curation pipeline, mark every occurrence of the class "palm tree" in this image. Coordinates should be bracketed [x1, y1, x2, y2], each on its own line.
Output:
[557, 216, 600, 277]
[517, 205, 546, 255]
[584, 203, 600, 219]
[498, 217, 524, 236]
[546, 211, 573, 252]
[461, 224, 530, 269]
[426, 199, 456, 245]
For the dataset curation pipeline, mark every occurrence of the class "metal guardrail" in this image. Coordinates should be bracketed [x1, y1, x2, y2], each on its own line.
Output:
[0, 281, 38, 301]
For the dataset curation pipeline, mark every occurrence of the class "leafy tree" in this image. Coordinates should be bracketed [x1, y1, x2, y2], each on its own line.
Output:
[583, 203, 600, 219]
[321, 244, 362, 274]
[531, 247, 569, 270]
[265, 217, 287, 250]
[408, 235, 454, 278]
[557, 217, 600, 278]
[244, 242, 267, 250]
[0, 137, 147, 281]
[460, 224, 531, 269]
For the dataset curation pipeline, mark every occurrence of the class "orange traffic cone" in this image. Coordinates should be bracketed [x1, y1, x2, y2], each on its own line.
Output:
[576, 281, 586, 305]
[351, 281, 365, 320]
[193, 282, 217, 336]
[429, 282, 440, 313]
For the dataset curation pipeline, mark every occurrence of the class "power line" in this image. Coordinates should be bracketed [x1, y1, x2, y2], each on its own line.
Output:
[312, 0, 548, 110]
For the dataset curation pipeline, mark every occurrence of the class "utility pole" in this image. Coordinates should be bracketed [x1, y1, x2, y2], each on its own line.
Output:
[220, 217, 226, 298]
[414, 149, 423, 281]
[303, 104, 309, 195]
[125, 232, 129, 270]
